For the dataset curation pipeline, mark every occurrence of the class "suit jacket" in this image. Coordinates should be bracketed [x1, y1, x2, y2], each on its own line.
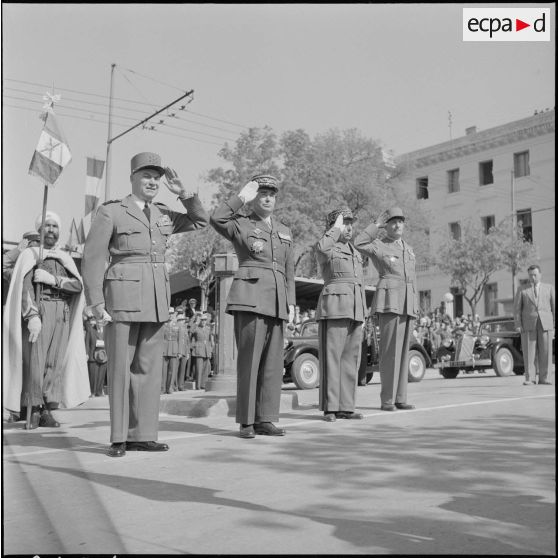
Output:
[82, 194, 209, 322]
[210, 194, 296, 320]
[314, 227, 366, 322]
[354, 223, 419, 318]
[514, 282, 555, 332]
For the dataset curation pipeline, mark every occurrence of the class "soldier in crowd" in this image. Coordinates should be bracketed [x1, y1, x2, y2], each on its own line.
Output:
[185, 297, 198, 322]
[354, 207, 419, 412]
[315, 208, 367, 422]
[3, 212, 90, 427]
[161, 308, 180, 394]
[210, 174, 296, 438]
[176, 309, 191, 390]
[190, 313, 214, 390]
[84, 309, 108, 397]
[2, 231, 41, 284]
[82, 152, 209, 457]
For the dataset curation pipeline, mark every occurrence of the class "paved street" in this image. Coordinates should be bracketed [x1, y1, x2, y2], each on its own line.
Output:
[2, 367, 555, 555]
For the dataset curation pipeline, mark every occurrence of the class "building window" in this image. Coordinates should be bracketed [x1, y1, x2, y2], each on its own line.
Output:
[484, 283, 498, 316]
[416, 177, 429, 200]
[514, 151, 530, 178]
[516, 208, 533, 242]
[419, 290, 431, 314]
[447, 169, 460, 193]
[479, 160, 494, 186]
[481, 215, 495, 234]
[449, 222, 461, 241]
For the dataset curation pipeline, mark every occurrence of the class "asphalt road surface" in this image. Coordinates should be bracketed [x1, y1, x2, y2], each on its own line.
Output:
[2, 367, 555, 555]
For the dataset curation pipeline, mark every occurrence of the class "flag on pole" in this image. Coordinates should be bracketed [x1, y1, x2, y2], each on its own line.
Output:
[84, 157, 105, 235]
[28, 109, 72, 186]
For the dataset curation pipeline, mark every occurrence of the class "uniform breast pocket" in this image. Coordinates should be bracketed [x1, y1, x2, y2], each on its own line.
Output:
[157, 224, 174, 237]
[332, 252, 351, 273]
[116, 225, 143, 251]
[247, 235, 268, 255]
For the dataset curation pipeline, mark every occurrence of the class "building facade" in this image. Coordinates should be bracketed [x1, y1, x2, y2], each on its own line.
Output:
[391, 109, 555, 320]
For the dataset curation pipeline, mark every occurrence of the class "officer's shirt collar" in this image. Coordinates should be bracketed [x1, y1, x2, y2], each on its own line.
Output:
[130, 194, 152, 211]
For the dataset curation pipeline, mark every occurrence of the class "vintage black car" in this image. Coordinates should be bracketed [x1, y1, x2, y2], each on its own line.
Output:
[283, 318, 431, 390]
[435, 315, 524, 379]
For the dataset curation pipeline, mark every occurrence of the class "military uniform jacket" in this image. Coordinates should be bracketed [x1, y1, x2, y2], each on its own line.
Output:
[163, 321, 180, 357]
[177, 321, 190, 357]
[354, 223, 419, 318]
[82, 194, 209, 322]
[514, 282, 555, 332]
[190, 324, 214, 358]
[210, 194, 296, 320]
[314, 227, 366, 322]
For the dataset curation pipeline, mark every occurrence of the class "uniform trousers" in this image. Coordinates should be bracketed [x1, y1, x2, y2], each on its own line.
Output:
[105, 321, 165, 443]
[521, 317, 553, 383]
[177, 355, 189, 389]
[21, 300, 70, 408]
[193, 356, 211, 389]
[161, 356, 178, 393]
[233, 311, 284, 425]
[319, 318, 362, 413]
[88, 361, 107, 396]
[378, 312, 412, 406]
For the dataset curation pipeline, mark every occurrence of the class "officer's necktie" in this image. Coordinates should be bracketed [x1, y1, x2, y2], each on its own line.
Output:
[143, 202, 151, 221]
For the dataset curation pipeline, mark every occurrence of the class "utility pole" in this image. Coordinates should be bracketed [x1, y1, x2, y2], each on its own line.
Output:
[103, 63, 194, 201]
[104, 63, 116, 201]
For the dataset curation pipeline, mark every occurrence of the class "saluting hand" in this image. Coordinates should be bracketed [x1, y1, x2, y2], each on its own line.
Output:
[238, 180, 259, 204]
[375, 210, 390, 229]
[164, 167, 191, 198]
[333, 212, 346, 234]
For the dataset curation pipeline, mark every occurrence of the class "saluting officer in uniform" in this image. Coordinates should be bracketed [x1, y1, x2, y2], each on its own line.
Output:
[315, 208, 367, 422]
[354, 207, 418, 411]
[82, 152, 209, 457]
[210, 175, 296, 439]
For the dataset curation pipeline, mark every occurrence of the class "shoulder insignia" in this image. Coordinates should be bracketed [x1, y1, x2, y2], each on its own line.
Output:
[102, 199, 121, 205]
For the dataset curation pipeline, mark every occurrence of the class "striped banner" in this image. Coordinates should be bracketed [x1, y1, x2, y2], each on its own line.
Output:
[83, 157, 105, 236]
[28, 110, 72, 186]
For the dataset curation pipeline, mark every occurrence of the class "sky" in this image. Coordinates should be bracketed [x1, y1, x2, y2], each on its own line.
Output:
[1, 3, 555, 244]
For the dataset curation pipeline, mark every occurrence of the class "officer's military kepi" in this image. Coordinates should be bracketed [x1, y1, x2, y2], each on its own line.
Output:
[130, 152, 165, 176]
[385, 206, 405, 222]
[326, 207, 354, 229]
[251, 174, 279, 192]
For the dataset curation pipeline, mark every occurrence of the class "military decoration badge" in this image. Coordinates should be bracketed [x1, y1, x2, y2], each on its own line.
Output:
[157, 215, 172, 226]
[250, 239, 265, 254]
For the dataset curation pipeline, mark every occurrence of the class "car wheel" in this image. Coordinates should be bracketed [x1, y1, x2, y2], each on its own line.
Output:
[291, 354, 320, 389]
[493, 347, 514, 377]
[407, 350, 426, 382]
[441, 368, 459, 379]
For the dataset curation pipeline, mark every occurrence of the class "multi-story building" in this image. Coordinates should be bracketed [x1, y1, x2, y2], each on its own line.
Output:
[390, 109, 555, 320]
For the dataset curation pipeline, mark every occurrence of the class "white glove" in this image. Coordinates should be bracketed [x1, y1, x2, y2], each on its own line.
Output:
[27, 316, 42, 343]
[33, 268, 56, 286]
[334, 212, 346, 233]
[238, 181, 259, 204]
[88, 303, 113, 325]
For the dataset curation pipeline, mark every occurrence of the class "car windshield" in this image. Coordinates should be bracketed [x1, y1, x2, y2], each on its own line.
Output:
[480, 320, 516, 334]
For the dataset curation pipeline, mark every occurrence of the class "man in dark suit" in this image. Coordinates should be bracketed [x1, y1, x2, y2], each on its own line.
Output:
[210, 174, 296, 439]
[354, 207, 418, 411]
[315, 208, 367, 422]
[514, 264, 555, 385]
[82, 152, 209, 457]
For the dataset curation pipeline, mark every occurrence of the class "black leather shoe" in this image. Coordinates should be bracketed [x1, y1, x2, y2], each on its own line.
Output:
[395, 403, 415, 410]
[107, 442, 126, 457]
[336, 411, 364, 419]
[323, 413, 337, 422]
[254, 422, 286, 436]
[39, 410, 60, 427]
[239, 424, 256, 439]
[381, 404, 397, 411]
[126, 441, 169, 452]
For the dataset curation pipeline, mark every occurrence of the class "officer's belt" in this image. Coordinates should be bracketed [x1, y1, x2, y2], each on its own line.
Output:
[379, 274, 414, 285]
[325, 277, 363, 286]
[238, 260, 285, 275]
[41, 293, 72, 302]
[110, 254, 166, 264]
